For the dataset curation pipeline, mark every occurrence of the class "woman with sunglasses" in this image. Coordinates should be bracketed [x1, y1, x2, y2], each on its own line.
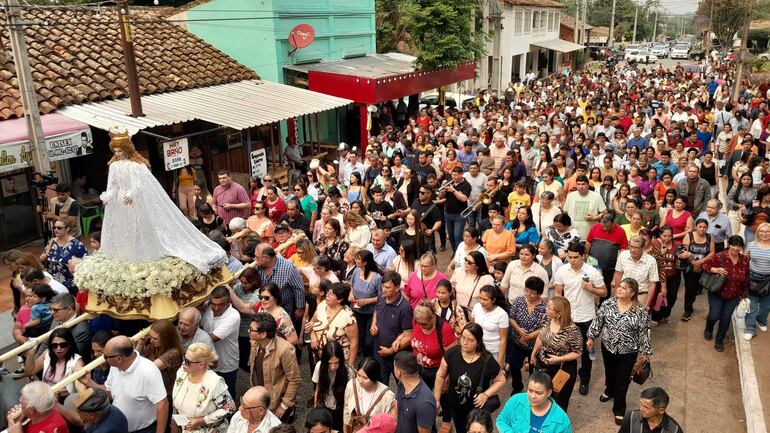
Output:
[40, 219, 87, 296]
[246, 202, 275, 244]
[451, 250, 494, 313]
[137, 319, 184, 398]
[250, 283, 299, 346]
[171, 343, 236, 433]
[24, 327, 85, 402]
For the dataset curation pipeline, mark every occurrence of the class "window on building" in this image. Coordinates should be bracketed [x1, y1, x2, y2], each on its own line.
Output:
[515, 10, 523, 34]
[550, 12, 556, 31]
[524, 11, 532, 32]
[539, 10, 546, 29]
[533, 11, 540, 29]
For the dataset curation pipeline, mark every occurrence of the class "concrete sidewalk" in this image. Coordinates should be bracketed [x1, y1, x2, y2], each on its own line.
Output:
[747, 323, 770, 430]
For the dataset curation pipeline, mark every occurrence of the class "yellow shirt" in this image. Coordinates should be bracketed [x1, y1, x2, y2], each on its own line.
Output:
[178, 168, 196, 188]
[507, 191, 531, 220]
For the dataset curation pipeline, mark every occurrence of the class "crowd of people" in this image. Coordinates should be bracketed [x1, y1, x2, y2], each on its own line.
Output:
[5, 51, 770, 433]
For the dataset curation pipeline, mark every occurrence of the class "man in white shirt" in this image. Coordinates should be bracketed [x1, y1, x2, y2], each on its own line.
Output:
[469, 110, 485, 132]
[342, 153, 365, 186]
[201, 286, 241, 401]
[462, 162, 488, 229]
[101, 336, 167, 433]
[227, 386, 281, 433]
[553, 242, 607, 397]
[178, 306, 217, 355]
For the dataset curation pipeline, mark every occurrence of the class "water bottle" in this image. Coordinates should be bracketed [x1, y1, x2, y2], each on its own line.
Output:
[588, 347, 596, 361]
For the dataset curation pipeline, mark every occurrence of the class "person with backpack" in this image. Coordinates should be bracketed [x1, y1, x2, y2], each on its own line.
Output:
[617, 387, 683, 433]
[411, 300, 458, 433]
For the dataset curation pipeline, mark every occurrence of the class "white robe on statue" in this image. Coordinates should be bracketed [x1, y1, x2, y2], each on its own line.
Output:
[99, 160, 226, 273]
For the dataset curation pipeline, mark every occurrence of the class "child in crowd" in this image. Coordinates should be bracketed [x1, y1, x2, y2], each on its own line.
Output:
[22, 283, 55, 339]
[493, 261, 507, 291]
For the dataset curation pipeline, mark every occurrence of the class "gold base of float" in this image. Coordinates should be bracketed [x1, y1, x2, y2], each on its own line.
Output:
[84, 265, 232, 320]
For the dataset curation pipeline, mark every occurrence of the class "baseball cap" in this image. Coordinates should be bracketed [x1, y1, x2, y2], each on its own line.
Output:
[358, 413, 397, 433]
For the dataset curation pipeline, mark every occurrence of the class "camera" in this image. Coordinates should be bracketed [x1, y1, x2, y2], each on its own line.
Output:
[30, 172, 58, 188]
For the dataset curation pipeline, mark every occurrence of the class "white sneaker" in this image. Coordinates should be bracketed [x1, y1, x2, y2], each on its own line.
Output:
[743, 333, 755, 341]
[759, 325, 768, 332]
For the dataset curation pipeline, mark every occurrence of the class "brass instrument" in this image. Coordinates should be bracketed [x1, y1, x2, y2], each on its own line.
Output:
[461, 181, 502, 218]
[435, 180, 452, 195]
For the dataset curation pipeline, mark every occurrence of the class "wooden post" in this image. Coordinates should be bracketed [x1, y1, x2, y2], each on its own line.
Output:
[359, 103, 368, 154]
[315, 113, 321, 153]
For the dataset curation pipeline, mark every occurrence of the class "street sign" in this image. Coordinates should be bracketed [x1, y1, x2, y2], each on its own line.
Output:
[250, 148, 267, 179]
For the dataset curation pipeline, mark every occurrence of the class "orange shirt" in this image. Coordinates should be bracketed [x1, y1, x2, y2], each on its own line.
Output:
[481, 228, 517, 258]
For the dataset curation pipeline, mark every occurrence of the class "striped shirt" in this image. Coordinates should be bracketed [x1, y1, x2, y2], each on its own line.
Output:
[536, 321, 583, 364]
[747, 241, 770, 274]
[212, 182, 250, 224]
[588, 297, 652, 356]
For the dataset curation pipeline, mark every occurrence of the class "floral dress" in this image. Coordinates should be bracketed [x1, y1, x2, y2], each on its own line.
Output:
[172, 369, 236, 433]
[312, 301, 357, 363]
[46, 238, 87, 293]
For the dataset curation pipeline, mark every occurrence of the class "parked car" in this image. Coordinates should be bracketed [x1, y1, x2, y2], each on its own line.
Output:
[670, 44, 690, 59]
[625, 50, 658, 64]
[419, 92, 476, 111]
[689, 48, 706, 61]
[651, 44, 669, 57]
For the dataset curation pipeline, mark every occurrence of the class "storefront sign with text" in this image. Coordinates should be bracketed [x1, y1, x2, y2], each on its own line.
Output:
[250, 148, 267, 179]
[162, 138, 190, 171]
[0, 129, 93, 174]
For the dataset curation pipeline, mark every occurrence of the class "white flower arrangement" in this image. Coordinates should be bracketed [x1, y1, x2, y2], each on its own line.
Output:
[74, 252, 201, 299]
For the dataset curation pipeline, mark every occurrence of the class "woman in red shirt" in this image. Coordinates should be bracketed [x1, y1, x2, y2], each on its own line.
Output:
[411, 300, 457, 387]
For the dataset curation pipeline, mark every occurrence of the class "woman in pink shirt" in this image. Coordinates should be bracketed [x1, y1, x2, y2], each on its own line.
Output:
[404, 251, 447, 309]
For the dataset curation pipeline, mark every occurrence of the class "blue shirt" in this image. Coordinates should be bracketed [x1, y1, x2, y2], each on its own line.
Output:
[366, 243, 397, 270]
[84, 406, 129, 433]
[697, 130, 713, 152]
[349, 268, 383, 314]
[708, 81, 719, 96]
[626, 136, 649, 150]
[395, 380, 436, 433]
[457, 150, 478, 171]
[374, 294, 413, 349]
[651, 160, 679, 179]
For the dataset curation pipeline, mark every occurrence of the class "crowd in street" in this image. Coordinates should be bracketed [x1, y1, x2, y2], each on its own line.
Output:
[5, 52, 770, 433]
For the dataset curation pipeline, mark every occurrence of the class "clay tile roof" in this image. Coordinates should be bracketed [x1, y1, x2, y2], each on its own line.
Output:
[503, 0, 566, 8]
[560, 15, 593, 30]
[0, 6, 257, 120]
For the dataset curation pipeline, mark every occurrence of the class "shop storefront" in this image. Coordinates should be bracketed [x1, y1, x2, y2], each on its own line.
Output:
[0, 114, 93, 249]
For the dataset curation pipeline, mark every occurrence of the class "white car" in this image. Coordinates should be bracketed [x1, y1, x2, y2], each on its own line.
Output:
[670, 44, 690, 59]
[651, 45, 669, 57]
[625, 50, 658, 63]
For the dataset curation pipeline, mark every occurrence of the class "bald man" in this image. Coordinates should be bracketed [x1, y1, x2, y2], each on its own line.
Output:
[101, 336, 167, 433]
[178, 307, 216, 354]
[227, 386, 281, 433]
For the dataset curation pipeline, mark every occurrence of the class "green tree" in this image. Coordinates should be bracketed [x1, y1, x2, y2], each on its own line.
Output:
[382, 0, 486, 70]
[696, 0, 747, 47]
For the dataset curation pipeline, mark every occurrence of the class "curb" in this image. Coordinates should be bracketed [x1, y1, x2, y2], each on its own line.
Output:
[732, 311, 767, 433]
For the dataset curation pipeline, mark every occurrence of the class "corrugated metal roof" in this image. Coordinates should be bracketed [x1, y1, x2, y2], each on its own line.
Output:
[56, 80, 352, 136]
[285, 53, 418, 79]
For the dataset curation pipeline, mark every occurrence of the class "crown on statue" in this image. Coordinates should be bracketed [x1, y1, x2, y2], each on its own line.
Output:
[108, 125, 132, 148]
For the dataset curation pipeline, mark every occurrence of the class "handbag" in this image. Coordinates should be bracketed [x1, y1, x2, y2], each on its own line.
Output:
[698, 253, 727, 294]
[475, 354, 501, 413]
[750, 278, 770, 297]
[349, 383, 390, 433]
[551, 364, 571, 393]
[632, 355, 652, 385]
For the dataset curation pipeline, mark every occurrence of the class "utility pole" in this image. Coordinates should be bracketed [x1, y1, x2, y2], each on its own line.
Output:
[632, 4, 639, 44]
[704, 0, 714, 50]
[733, 0, 753, 104]
[3, 0, 51, 174]
[652, 8, 658, 42]
[608, 0, 617, 45]
[117, 0, 143, 117]
[574, 0, 580, 43]
[581, 0, 587, 44]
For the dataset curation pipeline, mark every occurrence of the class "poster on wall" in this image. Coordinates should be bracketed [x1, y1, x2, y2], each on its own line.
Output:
[250, 148, 267, 179]
[1, 173, 29, 197]
[162, 138, 190, 171]
[0, 128, 94, 174]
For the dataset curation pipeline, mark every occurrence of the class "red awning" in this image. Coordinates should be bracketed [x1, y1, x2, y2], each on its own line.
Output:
[286, 54, 475, 104]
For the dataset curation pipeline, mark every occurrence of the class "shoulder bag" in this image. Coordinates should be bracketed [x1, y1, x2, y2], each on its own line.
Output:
[475, 354, 501, 413]
[632, 355, 652, 385]
[698, 252, 727, 294]
[349, 383, 390, 433]
[551, 363, 571, 393]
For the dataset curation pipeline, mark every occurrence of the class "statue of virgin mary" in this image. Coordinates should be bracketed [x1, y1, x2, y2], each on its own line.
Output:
[98, 125, 226, 272]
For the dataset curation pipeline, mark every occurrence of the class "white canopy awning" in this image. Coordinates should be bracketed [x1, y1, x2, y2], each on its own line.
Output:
[56, 80, 353, 136]
[531, 39, 586, 53]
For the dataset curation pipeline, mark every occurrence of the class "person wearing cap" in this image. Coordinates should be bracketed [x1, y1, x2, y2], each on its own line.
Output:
[355, 412, 397, 433]
[76, 388, 128, 433]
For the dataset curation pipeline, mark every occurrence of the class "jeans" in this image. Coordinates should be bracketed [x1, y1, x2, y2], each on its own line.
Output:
[465, 209, 481, 231]
[354, 311, 374, 358]
[683, 270, 703, 315]
[373, 350, 395, 386]
[444, 212, 466, 252]
[217, 369, 238, 403]
[600, 344, 638, 417]
[745, 294, 770, 335]
[706, 293, 741, 344]
[575, 320, 593, 384]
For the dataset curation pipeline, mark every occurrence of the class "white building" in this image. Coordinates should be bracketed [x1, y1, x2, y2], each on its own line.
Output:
[479, 0, 584, 91]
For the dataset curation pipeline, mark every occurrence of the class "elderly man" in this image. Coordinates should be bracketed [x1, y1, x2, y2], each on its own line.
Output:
[553, 242, 607, 397]
[201, 286, 241, 401]
[676, 164, 711, 216]
[277, 201, 311, 239]
[366, 229, 397, 271]
[697, 199, 732, 253]
[248, 314, 301, 421]
[227, 386, 281, 433]
[5, 382, 68, 433]
[212, 170, 250, 225]
[75, 388, 129, 433]
[94, 336, 167, 433]
[178, 306, 216, 354]
[612, 236, 659, 306]
[618, 387, 683, 433]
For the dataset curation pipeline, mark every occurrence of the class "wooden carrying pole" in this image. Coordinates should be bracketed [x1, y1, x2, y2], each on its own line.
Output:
[0, 313, 93, 364]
